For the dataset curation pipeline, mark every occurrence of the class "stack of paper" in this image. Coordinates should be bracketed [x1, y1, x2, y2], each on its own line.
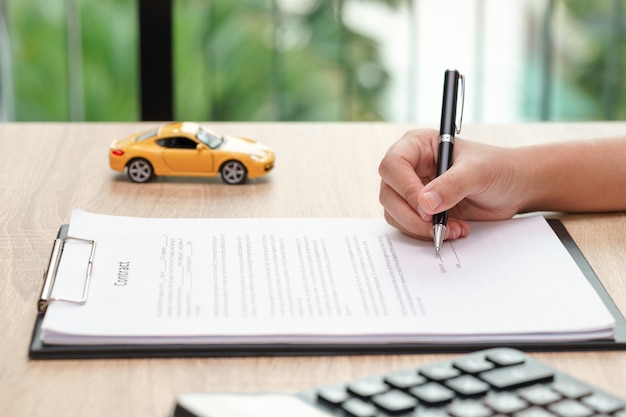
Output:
[40, 209, 615, 346]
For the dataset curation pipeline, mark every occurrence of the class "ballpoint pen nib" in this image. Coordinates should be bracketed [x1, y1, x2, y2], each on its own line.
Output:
[433, 224, 445, 255]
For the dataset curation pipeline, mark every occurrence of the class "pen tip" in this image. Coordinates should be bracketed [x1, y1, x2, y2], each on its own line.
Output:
[432, 224, 445, 256]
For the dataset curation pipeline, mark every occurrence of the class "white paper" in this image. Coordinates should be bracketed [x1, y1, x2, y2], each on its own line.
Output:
[40, 209, 615, 345]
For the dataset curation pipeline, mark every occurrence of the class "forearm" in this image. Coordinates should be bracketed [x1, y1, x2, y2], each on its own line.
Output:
[517, 137, 626, 213]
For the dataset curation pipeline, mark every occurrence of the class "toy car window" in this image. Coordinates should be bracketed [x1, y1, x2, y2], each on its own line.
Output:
[169, 137, 198, 149]
[196, 127, 224, 149]
[136, 128, 158, 142]
[156, 137, 198, 149]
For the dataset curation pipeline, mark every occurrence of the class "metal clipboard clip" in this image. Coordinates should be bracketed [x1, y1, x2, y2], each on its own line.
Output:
[38, 236, 96, 312]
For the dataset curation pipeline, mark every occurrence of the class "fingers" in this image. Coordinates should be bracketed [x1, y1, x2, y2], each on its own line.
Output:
[378, 129, 438, 215]
[418, 163, 473, 215]
[378, 130, 436, 240]
[380, 180, 430, 239]
[382, 196, 469, 241]
[379, 129, 473, 241]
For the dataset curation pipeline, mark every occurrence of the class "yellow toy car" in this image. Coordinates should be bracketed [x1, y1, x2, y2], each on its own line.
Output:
[109, 122, 275, 184]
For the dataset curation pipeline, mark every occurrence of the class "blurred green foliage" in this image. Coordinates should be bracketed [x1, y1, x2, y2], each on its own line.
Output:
[8, 1, 70, 120]
[7, 0, 138, 121]
[174, 0, 396, 121]
[3, 0, 625, 122]
[564, 0, 626, 120]
[520, 0, 626, 121]
[6, 0, 395, 121]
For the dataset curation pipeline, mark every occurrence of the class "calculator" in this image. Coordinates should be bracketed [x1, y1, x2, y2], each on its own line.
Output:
[174, 348, 626, 417]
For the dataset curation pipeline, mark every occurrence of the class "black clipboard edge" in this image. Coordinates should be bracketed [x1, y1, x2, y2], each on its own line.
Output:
[28, 219, 626, 360]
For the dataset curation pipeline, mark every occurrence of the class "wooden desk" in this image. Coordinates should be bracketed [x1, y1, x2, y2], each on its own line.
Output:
[1, 122, 625, 415]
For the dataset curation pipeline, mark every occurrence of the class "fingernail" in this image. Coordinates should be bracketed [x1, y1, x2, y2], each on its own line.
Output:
[423, 190, 442, 211]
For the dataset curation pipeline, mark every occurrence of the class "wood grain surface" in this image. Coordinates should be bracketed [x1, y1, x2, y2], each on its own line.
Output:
[1, 122, 625, 416]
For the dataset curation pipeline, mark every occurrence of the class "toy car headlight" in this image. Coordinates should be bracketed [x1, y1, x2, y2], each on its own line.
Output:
[249, 154, 261, 161]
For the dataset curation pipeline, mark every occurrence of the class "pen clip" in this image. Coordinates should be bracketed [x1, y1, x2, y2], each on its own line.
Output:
[455, 74, 465, 134]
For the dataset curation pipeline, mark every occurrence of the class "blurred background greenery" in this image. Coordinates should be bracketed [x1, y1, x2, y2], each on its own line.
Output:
[0, 0, 624, 122]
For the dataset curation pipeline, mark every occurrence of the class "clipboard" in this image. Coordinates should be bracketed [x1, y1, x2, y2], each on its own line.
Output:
[29, 220, 626, 360]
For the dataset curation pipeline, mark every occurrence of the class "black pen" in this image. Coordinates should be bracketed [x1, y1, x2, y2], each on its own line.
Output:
[433, 69, 464, 255]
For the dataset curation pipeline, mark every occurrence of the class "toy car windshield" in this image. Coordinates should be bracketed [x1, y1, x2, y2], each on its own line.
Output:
[136, 128, 158, 142]
[196, 127, 225, 149]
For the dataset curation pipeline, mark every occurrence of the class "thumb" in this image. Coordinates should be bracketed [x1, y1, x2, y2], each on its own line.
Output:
[417, 165, 472, 214]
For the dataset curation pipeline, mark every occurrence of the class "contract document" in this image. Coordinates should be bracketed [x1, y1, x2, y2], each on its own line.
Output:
[39, 209, 615, 345]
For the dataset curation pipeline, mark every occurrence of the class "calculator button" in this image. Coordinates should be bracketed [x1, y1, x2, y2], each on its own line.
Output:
[317, 386, 349, 405]
[342, 398, 379, 417]
[518, 384, 562, 406]
[514, 406, 558, 417]
[445, 375, 490, 396]
[371, 389, 418, 413]
[486, 348, 527, 366]
[409, 382, 456, 405]
[552, 380, 593, 399]
[548, 399, 594, 417]
[454, 356, 495, 374]
[480, 362, 554, 389]
[419, 363, 462, 381]
[581, 393, 625, 414]
[347, 379, 389, 398]
[484, 392, 528, 414]
[384, 371, 427, 389]
[448, 399, 493, 417]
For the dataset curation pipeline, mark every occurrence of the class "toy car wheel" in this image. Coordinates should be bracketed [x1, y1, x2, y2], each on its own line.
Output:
[220, 160, 247, 185]
[126, 158, 154, 183]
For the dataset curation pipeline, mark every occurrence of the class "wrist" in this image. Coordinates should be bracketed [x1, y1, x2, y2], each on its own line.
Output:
[514, 143, 572, 213]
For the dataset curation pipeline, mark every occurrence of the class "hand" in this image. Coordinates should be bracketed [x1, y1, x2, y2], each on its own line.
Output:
[378, 129, 526, 241]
